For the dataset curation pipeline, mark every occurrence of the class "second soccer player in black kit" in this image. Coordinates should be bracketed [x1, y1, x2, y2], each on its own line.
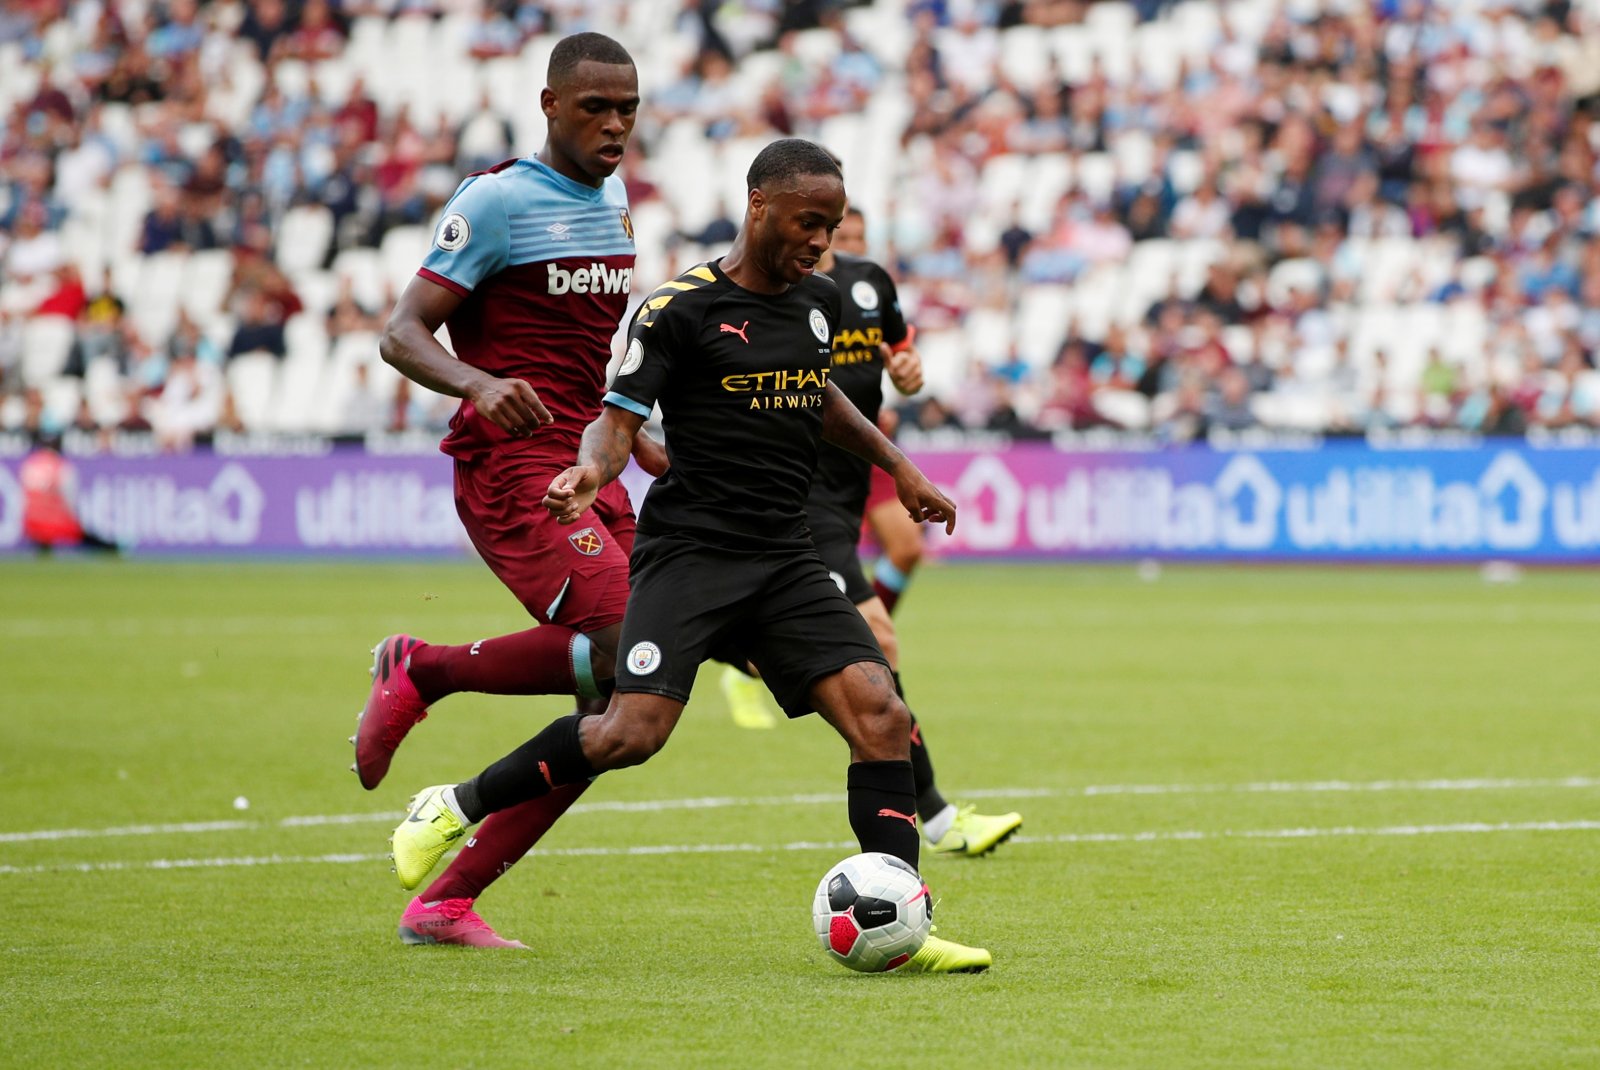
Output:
[722, 204, 1025, 856]
[387, 138, 992, 972]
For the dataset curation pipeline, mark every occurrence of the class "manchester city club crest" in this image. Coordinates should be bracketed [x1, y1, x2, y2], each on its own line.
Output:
[628, 641, 661, 675]
[851, 280, 879, 310]
[809, 307, 829, 342]
[568, 527, 604, 556]
[619, 207, 634, 243]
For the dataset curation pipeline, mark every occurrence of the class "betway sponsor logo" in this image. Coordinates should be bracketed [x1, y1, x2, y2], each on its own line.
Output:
[547, 262, 632, 295]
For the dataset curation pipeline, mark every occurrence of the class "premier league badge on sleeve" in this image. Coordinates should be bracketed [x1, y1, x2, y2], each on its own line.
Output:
[435, 213, 470, 251]
[619, 337, 644, 375]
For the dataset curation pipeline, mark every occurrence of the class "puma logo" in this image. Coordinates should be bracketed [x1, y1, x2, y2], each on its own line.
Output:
[720, 320, 750, 344]
[878, 808, 918, 828]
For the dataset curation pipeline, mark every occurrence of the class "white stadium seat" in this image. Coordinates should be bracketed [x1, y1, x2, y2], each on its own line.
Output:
[225, 350, 281, 430]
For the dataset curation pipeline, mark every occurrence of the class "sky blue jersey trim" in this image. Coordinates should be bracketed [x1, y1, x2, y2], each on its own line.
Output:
[603, 391, 651, 418]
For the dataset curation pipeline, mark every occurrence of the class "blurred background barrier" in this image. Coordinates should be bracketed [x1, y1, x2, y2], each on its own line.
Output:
[5, 439, 1597, 560]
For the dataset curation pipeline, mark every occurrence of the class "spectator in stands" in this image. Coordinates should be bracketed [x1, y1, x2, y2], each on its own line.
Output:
[139, 182, 185, 254]
[238, 0, 293, 61]
[0, 310, 21, 395]
[149, 348, 224, 450]
[1204, 366, 1256, 432]
[466, 3, 525, 59]
[35, 264, 87, 321]
[281, 0, 347, 62]
[327, 279, 378, 338]
[168, 310, 222, 368]
[228, 289, 289, 361]
[2, 201, 63, 314]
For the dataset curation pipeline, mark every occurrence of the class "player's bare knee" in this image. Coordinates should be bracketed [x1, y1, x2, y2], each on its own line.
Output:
[852, 683, 910, 762]
[580, 700, 673, 769]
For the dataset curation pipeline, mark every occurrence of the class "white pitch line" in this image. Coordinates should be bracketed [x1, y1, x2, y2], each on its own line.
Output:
[3, 820, 1599, 877]
[4, 777, 1597, 845]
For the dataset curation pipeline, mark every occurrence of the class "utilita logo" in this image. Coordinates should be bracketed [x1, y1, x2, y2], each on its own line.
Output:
[547, 262, 632, 295]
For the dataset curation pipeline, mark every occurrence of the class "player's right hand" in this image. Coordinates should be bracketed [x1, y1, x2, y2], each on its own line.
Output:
[543, 464, 602, 524]
[470, 376, 552, 437]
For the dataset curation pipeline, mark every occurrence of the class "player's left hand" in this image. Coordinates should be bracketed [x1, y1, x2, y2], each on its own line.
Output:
[894, 467, 957, 535]
[883, 344, 924, 396]
[543, 464, 603, 524]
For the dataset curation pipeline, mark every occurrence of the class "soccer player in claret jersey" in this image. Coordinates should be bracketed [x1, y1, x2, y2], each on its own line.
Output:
[390, 138, 993, 972]
[354, 33, 660, 948]
[721, 204, 1023, 857]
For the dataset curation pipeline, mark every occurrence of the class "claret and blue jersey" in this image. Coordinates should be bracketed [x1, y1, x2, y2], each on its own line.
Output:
[417, 156, 636, 460]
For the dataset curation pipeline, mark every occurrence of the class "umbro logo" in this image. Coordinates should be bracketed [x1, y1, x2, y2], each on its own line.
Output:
[547, 222, 571, 241]
[720, 320, 750, 344]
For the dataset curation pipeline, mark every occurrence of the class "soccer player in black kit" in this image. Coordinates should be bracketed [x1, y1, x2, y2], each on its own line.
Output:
[389, 138, 991, 972]
[722, 203, 1025, 857]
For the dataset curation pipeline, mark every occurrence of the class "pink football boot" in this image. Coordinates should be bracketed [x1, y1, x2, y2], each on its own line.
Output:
[397, 897, 529, 950]
[352, 634, 429, 790]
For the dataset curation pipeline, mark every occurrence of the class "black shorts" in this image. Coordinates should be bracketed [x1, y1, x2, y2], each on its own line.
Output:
[616, 533, 888, 718]
[808, 513, 875, 606]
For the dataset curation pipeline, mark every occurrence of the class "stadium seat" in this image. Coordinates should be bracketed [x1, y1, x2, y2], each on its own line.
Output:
[1000, 26, 1053, 90]
[379, 226, 432, 298]
[1093, 388, 1151, 429]
[330, 249, 388, 312]
[1075, 153, 1116, 203]
[914, 329, 966, 400]
[1049, 26, 1095, 84]
[1019, 154, 1072, 233]
[270, 316, 332, 432]
[226, 351, 281, 431]
[181, 249, 235, 324]
[20, 316, 77, 390]
[278, 206, 335, 277]
[313, 329, 383, 432]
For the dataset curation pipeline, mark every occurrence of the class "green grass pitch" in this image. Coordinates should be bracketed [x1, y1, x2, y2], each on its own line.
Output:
[2, 559, 1597, 1068]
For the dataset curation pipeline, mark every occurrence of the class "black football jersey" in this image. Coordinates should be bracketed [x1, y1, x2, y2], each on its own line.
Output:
[805, 253, 909, 527]
[606, 259, 842, 549]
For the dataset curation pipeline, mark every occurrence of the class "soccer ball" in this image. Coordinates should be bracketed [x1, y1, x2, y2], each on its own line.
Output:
[812, 852, 932, 972]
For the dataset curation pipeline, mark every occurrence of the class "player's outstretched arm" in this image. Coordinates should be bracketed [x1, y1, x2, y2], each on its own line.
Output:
[379, 275, 552, 437]
[543, 403, 647, 524]
[820, 383, 956, 534]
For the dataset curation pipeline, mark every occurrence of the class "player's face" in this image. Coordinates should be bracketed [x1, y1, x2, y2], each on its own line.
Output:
[832, 213, 867, 256]
[542, 61, 640, 186]
[751, 174, 847, 285]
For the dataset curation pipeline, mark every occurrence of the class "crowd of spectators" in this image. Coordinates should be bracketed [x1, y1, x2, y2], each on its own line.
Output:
[2, 0, 1599, 448]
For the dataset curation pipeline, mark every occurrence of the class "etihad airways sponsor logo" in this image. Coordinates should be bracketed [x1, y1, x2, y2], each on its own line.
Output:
[832, 326, 884, 366]
[547, 262, 633, 295]
[719, 368, 830, 392]
[720, 367, 830, 411]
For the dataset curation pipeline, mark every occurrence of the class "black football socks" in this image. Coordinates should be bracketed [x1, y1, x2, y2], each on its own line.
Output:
[453, 713, 597, 823]
[846, 759, 920, 869]
[894, 673, 949, 823]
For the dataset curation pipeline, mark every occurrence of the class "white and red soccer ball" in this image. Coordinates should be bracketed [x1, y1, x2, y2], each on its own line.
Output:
[812, 852, 932, 972]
